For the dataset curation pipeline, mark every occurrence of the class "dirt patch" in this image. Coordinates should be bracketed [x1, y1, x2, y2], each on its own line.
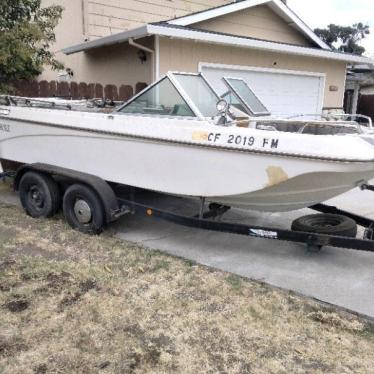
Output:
[0, 333, 28, 357]
[0, 259, 16, 271]
[46, 271, 71, 286]
[0, 201, 374, 373]
[58, 278, 98, 310]
[58, 292, 82, 309]
[5, 299, 29, 313]
[79, 278, 97, 292]
[33, 363, 47, 374]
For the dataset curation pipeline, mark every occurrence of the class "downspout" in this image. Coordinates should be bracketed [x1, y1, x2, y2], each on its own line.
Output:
[81, 0, 89, 40]
[128, 38, 154, 54]
[154, 35, 160, 80]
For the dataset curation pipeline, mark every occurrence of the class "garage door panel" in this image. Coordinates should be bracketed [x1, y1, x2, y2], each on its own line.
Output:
[201, 65, 324, 116]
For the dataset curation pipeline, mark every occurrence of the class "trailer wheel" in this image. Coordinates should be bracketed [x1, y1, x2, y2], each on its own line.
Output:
[19, 171, 60, 218]
[291, 214, 357, 238]
[63, 184, 104, 234]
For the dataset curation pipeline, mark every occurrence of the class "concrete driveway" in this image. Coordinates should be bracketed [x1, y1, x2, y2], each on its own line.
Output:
[1, 183, 374, 318]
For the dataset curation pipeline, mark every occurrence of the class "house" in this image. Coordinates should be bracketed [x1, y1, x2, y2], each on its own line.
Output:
[38, 0, 372, 116]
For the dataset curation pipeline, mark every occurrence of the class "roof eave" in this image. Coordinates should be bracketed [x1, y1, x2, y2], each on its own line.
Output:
[61, 23, 373, 65]
[148, 24, 373, 65]
[61, 25, 149, 55]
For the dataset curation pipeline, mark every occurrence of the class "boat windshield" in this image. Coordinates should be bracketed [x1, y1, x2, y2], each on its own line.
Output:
[118, 73, 221, 118]
[118, 77, 195, 117]
[223, 77, 270, 116]
[222, 90, 249, 115]
[172, 74, 220, 117]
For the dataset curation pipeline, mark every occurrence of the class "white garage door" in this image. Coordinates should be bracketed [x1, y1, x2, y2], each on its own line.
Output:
[200, 64, 325, 116]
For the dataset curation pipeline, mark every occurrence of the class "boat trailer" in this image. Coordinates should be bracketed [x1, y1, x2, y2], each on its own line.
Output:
[1, 165, 374, 253]
[115, 190, 374, 253]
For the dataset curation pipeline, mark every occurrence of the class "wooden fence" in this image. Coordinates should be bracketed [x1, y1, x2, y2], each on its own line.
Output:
[12, 80, 148, 101]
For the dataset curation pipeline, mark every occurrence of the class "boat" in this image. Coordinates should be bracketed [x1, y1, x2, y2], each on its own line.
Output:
[1, 72, 374, 212]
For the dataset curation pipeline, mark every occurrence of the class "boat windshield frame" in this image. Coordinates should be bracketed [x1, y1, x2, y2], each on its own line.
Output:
[223, 77, 270, 117]
[116, 72, 220, 120]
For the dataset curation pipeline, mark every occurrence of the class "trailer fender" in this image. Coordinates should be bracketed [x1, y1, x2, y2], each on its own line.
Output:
[14, 163, 120, 223]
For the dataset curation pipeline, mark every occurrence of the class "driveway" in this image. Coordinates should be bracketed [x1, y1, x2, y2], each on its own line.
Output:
[1, 182, 374, 318]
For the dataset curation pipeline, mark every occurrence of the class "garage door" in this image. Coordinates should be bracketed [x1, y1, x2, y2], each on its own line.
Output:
[200, 64, 325, 116]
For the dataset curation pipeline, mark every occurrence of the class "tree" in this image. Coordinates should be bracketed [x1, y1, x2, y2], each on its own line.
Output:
[314, 23, 370, 55]
[0, 0, 63, 93]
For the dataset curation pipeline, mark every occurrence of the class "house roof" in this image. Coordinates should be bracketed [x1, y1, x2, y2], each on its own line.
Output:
[62, 23, 374, 65]
[166, 0, 331, 50]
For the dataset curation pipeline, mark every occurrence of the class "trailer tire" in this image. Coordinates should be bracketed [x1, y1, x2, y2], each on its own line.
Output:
[291, 214, 357, 238]
[19, 171, 60, 218]
[63, 184, 104, 234]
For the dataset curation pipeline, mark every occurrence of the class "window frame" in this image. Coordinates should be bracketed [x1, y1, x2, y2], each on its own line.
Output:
[222, 77, 270, 117]
[116, 72, 220, 120]
[169, 72, 221, 118]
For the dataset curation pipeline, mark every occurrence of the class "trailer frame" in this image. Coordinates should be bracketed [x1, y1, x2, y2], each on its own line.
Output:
[116, 191, 374, 253]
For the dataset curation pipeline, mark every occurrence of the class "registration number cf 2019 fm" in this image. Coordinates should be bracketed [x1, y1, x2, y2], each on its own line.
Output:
[207, 132, 279, 149]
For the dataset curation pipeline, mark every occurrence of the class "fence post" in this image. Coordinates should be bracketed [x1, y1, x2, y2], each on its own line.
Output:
[135, 82, 147, 94]
[95, 83, 103, 98]
[119, 85, 133, 101]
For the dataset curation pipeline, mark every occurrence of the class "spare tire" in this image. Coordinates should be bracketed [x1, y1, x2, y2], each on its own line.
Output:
[291, 213, 357, 238]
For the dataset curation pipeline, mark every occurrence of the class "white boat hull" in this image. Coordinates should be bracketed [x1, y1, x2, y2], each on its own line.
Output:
[1, 123, 374, 212]
[1, 107, 374, 212]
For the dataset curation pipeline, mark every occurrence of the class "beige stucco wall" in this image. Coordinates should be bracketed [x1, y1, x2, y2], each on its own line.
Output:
[40, 0, 158, 85]
[87, 0, 231, 38]
[194, 4, 313, 47]
[75, 38, 154, 86]
[40, 0, 86, 81]
[158, 38, 347, 109]
[41, 39, 154, 88]
[39, 0, 229, 85]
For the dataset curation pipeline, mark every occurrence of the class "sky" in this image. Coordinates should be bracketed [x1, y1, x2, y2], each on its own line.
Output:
[287, 0, 374, 57]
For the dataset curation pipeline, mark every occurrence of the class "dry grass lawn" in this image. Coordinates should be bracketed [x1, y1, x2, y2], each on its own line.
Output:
[0, 199, 373, 373]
